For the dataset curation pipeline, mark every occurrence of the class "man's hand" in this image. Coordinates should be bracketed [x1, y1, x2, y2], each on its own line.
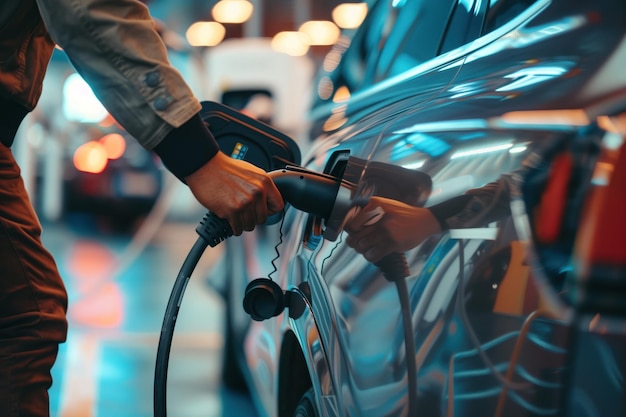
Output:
[344, 196, 442, 263]
[185, 152, 284, 236]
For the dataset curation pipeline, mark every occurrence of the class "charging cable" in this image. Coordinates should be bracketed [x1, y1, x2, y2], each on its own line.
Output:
[154, 213, 231, 417]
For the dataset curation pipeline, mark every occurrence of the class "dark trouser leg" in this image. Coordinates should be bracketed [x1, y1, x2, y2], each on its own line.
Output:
[0, 144, 68, 417]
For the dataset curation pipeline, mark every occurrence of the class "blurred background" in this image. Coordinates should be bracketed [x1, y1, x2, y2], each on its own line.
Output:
[18, 1, 368, 416]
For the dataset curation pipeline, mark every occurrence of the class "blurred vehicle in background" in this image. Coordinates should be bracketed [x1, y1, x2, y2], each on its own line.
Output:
[209, 0, 626, 416]
[61, 120, 164, 230]
[57, 71, 164, 231]
[16, 64, 166, 231]
[200, 37, 315, 142]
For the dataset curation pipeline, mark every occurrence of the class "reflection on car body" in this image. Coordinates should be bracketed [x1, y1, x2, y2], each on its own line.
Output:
[214, 0, 626, 416]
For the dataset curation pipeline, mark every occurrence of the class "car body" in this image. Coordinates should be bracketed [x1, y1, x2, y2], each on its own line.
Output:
[212, 0, 626, 416]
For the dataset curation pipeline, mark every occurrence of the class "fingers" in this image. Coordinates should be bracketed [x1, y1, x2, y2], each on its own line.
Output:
[187, 154, 287, 235]
[249, 176, 283, 229]
[265, 179, 284, 214]
[231, 175, 284, 235]
[345, 206, 391, 263]
[230, 193, 263, 236]
[345, 224, 377, 246]
[346, 226, 379, 250]
[363, 248, 386, 264]
[346, 234, 388, 264]
[345, 205, 384, 232]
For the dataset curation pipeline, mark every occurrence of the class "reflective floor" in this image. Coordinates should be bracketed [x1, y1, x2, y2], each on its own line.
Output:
[41, 216, 257, 417]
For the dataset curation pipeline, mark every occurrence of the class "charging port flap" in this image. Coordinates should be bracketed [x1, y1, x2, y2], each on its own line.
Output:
[199, 101, 302, 172]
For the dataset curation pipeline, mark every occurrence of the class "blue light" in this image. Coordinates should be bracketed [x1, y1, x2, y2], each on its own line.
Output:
[392, 133, 451, 159]
[62, 73, 108, 123]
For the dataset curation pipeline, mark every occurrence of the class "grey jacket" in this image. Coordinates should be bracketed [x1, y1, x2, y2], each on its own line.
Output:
[0, 0, 201, 149]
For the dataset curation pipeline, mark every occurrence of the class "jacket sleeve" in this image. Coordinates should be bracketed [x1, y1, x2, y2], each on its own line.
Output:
[35, 0, 202, 150]
[428, 173, 517, 230]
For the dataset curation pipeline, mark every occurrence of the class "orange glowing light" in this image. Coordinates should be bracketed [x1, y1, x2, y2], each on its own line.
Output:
[66, 242, 124, 328]
[501, 109, 590, 126]
[98, 113, 119, 128]
[73, 141, 108, 173]
[332, 85, 351, 102]
[67, 241, 117, 288]
[70, 282, 124, 328]
[99, 133, 126, 160]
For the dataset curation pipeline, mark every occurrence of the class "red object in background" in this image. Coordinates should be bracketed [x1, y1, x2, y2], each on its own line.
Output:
[534, 152, 574, 244]
[576, 145, 626, 268]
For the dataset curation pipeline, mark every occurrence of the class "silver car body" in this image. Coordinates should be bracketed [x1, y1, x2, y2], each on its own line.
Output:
[219, 0, 626, 416]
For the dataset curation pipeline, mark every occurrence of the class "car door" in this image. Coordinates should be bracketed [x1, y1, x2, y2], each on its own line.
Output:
[268, 0, 501, 415]
[241, 0, 479, 415]
[289, 0, 626, 415]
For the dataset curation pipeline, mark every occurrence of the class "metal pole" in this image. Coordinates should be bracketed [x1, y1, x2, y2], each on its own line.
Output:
[293, 0, 310, 28]
[243, 0, 263, 37]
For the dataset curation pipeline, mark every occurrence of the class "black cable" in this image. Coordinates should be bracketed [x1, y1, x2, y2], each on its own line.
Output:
[394, 276, 418, 417]
[154, 236, 209, 417]
[375, 252, 418, 417]
[268, 210, 286, 281]
[455, 239, 530, 390]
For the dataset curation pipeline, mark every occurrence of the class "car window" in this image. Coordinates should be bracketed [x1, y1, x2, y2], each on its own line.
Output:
[314, 0, 456, 105]
[314, 0, 540, 111]
[438, 0, 539, 55]
[438, 0, 488, 55]
[364, 0, 458, 83]
[379, 0, 458, 81]
[483, 0, 539, 34]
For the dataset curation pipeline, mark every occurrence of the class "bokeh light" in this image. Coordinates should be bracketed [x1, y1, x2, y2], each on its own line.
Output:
[299, 20, 341, 46]
[73, 141, 108, 174]
[186, 21, 226, 47]
[62, 73, 108, 123]
[271, 31, 310, 56]
[212, 0, 254, 23]
[99, 133, 126, 160]
[332, 3, 368, 29]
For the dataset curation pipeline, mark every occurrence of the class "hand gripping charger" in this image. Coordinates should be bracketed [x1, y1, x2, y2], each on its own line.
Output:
[154, 101, 428, 417]
[154, 102, 344, 417]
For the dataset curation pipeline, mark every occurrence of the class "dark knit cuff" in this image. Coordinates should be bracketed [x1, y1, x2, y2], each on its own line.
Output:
[153, 113, 220, 181]
[0, 99, 30, 147]
[427, 194, 472, 231]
